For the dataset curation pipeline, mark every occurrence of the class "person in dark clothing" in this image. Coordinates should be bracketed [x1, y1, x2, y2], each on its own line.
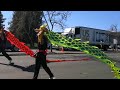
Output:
[0, 29, 13, 64]
[33, 25, 55, 79]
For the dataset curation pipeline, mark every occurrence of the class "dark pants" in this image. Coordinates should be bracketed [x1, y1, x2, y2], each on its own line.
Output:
[33, 52, 54, 79]
[0, 48, 12, 61]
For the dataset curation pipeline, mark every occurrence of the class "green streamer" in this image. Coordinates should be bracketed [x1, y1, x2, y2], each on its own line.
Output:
[45, 31, 120, 79]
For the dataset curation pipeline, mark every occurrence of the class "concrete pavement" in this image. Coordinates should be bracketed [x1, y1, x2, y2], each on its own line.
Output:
[0, 50, 116, 79]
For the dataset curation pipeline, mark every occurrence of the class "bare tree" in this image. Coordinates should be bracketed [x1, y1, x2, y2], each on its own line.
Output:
[109, 24, 119, 51]
[109, 24, 119, 38]
[42, 11, 71, 52]
[110, 24, 118, 32]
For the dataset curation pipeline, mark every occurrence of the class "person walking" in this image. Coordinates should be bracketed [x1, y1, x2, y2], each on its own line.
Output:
[0, 29, 13, 64]
[33, 25, 55, 79]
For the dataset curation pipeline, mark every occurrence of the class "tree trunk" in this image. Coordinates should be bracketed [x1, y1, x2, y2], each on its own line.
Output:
[50, 44, 52, 52]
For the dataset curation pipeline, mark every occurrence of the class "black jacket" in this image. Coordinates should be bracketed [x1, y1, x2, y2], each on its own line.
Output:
[38, 35, 48, 50]
[0, 31, 7, 48]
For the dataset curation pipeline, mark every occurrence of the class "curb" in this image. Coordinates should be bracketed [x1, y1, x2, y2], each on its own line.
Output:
[0, 51, 85, 56]
[47, 52, 85, 54]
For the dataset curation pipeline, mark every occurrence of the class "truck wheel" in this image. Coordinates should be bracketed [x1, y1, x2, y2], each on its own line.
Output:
[103, 46, 108, 51]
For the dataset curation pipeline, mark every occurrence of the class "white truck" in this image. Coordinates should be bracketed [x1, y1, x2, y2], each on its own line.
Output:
[61, 26, 111, 51]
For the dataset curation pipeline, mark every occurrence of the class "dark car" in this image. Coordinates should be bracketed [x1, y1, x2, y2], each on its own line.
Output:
[5, 40, 19, 52]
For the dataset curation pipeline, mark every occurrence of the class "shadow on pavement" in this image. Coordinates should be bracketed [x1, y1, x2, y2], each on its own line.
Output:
[0, 63, 35, 72]
[0, 54, 26, 56]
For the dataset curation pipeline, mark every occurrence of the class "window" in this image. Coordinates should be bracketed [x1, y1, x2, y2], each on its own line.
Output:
[75, 27, 80, 35]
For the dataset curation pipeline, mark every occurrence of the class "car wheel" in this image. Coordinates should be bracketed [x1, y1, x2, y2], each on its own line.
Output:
[13, 47, 19, 51]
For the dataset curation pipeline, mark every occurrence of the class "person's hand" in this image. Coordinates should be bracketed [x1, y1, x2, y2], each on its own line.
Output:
[37, 31, 42, 36]
[33, 54, 37, 58]
[33, 51, 38, 58]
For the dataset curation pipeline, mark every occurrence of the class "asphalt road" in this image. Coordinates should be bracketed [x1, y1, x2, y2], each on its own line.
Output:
[0, 49, 117, 79]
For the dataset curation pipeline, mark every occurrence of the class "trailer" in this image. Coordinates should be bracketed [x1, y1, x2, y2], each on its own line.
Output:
[61, 26, 111, 51]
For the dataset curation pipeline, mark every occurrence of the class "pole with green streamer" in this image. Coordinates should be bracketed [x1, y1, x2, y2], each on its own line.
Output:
[45, 30, 120, 79]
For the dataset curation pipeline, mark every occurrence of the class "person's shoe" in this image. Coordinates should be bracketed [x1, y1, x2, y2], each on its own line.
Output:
[9, 60, 14, 65]
[49, 77, 56, 79]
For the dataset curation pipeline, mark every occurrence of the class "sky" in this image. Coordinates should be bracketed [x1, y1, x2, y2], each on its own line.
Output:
[1, 11, 120, 32]
[1, 11, 13, 30]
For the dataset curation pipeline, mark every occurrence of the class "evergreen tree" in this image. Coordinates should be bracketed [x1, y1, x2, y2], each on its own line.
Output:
[9, 11, 43, 47]
[0, 11, 5, 29]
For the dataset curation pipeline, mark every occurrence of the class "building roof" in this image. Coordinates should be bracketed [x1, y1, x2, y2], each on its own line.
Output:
[73, 26, 108, 31]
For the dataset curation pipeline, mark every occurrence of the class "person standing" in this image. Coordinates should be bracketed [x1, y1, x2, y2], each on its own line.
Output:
[113, 38, 118, 51]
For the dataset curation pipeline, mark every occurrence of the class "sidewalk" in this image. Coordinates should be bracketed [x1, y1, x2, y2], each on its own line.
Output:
[32, 49, 85, 54]
[0, 49, 85, 56]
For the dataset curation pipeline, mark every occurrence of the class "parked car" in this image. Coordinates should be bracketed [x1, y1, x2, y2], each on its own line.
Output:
[5, 40, 19, 51]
